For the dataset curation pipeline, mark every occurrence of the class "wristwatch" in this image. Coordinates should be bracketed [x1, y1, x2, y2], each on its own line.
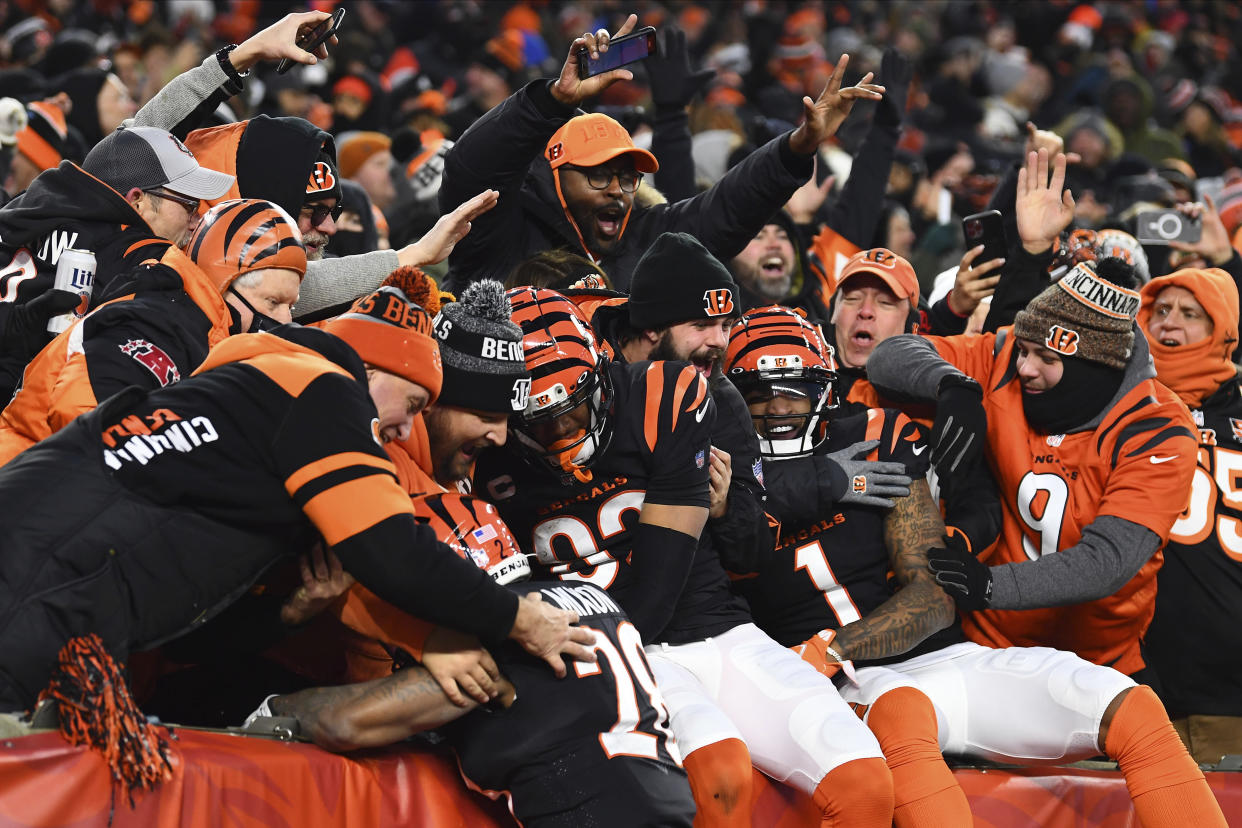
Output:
[215, 44, 250, 87]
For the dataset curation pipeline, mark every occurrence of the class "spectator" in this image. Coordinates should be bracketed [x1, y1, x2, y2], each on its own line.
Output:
[868, 257, 1197, 678]
[53, 68, 136, 153]
[1139, 267, 1242, 765]
[0, 322, 592, 710]
[336, 130, 396, 213]
[0, 124, 234, 401]
[0, 198, 304, 466]
[3, 99, 68, 195]
[439, 14, 883, 292]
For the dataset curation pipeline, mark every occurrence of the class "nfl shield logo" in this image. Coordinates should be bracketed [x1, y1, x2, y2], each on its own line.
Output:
[1230, 418, 1242, 442]
[695, 450, 706, 469]
[753, 458, 764, 487]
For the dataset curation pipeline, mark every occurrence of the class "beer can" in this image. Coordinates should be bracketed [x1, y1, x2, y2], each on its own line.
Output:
[46, 248, 96, 334]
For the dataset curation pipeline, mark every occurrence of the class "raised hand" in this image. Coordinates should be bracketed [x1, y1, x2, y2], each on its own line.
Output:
[646, 26, 716, 109]
[708, 446, 731, 519]
[947, 245, 1005, 316]
[788, 54, 885, 155]
[399, 189, 500, 267]
[230, 11, 338, 73]
[784, 158, 835, 224]
[1016, 148, 1075, 255]
[1169, 193, 1234, 267]
[551, 14, 639, 107]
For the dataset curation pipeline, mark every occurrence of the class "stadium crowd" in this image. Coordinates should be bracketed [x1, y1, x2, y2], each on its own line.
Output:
[0, 0, 1240, 824]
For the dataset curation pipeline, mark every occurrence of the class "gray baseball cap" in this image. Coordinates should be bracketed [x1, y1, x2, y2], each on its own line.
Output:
[82, 125, 234, 199]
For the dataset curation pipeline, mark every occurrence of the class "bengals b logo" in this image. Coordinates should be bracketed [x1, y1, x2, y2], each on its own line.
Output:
[703, 288, 735, 317]
[1045, 324, 1079, 355]
[307, 161, 336, 194]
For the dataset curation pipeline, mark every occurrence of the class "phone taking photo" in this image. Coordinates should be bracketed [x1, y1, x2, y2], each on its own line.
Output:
[1134, 209, 1202, 245]
[577, 26, 658, 80]
[276, 8, 345, 75]
[962, 210, 1007, 264]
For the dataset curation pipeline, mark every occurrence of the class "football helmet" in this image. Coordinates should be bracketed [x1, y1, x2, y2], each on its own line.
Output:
[725, 305, 837, 457]
[411, 492, 530, 585]
[184, 199, 306, 293]
[506, 286, 613, 484]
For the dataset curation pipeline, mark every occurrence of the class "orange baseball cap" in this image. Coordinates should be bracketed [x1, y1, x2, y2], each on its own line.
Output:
[835, 248, 920, 309]
[545, 113, 658, 173]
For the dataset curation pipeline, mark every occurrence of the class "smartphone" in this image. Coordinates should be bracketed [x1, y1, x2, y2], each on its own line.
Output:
[1134, 209, 1201, 245]
[962, 210, 1007, 263]
[577, 26, 657, 80]
[276, 7, 345, 74]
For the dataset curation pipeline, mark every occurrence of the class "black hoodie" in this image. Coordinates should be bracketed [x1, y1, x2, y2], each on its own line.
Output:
[0, 161, 169, 397]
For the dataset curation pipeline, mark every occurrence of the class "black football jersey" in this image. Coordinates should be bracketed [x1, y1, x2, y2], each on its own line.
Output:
[445, 580, 688, 818]
[1144, 380, 1242, 714]
[475, 360, 712, 622]
[737, 406, 966, 665]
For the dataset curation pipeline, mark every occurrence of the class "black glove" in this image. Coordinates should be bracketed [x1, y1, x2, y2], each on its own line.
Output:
[927, 533, 992, 611]
[645, 27, 716, 109]
[930, 374, 986, 477]
[873, 47, 911, 128]
[824, 439, 912, 509]
[0, 288, 80, 357]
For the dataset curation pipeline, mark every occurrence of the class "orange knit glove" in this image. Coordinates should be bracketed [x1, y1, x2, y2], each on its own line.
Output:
[793, 629, 858, 684]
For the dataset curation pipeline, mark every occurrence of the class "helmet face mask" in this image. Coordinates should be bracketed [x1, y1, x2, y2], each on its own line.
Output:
[725, 306, 838, 459]
[506, 286, 615, 484]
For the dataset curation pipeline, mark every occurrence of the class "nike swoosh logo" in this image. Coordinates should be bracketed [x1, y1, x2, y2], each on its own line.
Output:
[1150, 455, 1178, 464]
[695, 403, 708, 423]
[912, 444, 927, 456]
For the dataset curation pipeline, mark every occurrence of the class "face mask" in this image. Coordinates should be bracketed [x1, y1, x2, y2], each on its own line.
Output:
[228, 287, 284, 334]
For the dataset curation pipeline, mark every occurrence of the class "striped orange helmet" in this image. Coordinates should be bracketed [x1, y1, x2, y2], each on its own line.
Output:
[725, 305, 837, 457]
[411, 492, 529, 585]
[506, 286, 614, 483]
[184, 199, 306, 294]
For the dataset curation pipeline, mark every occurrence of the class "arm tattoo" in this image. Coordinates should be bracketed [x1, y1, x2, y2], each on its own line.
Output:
[270, 665, 462, 749]
[834, 480, 957, 661]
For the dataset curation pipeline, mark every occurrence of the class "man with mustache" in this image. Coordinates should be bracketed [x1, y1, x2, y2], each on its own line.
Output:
[439, 13, 883, 292]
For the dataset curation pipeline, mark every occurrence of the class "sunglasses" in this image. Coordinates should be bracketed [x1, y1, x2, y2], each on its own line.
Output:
[301, 200, 344, 228]
[144, 188, 200, 216]
[563, 165, 642, 193]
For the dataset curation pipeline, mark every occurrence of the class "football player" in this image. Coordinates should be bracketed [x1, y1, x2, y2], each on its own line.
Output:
[727, 304, 1228, 828]
[1139, 267, 1242, 764]
[254, 492, 696, 827]
[478, 287, 896, 828]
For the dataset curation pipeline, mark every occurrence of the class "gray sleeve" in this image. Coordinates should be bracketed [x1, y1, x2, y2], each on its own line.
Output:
[294, 250, 401, 318]
[866, 335, 967, 402]
[988, 515, 1159, 609]
[127, 54, 230, 132]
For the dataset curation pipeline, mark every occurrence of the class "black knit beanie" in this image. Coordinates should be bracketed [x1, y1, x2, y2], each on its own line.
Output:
[628, 232, 741, 329]
[433, 280, 531, 414]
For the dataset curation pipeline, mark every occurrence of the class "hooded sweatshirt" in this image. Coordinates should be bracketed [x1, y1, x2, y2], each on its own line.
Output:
[0, 161, 170, 398]
[0, 245, 233, 465]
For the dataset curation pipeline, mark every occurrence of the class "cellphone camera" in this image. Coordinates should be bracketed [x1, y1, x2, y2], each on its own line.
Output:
[1143, 212, 1186, 242]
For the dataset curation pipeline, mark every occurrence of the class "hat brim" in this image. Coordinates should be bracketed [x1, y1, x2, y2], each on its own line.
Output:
[165, 164, 235, 200]
[837, 266, 918, 308]
[564, 145, 659, 174]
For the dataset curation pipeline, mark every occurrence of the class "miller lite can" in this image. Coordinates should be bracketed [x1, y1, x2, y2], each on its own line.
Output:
[46, 248, 96, 334]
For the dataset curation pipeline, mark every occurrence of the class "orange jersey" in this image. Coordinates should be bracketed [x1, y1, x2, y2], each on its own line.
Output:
[930, 329, 1197, 674]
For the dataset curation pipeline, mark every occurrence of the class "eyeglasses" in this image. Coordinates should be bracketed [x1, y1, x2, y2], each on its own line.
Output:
[144, 188, 200, 217]
[563, 165, 642, 193]
[301, 200, 343, 228]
